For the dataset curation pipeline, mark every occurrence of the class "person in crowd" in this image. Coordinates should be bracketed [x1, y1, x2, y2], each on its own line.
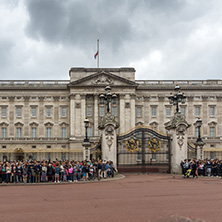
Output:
[41, 163, 47, 182]
[47, 164, 53, 182]
[22, 164, 28, 184]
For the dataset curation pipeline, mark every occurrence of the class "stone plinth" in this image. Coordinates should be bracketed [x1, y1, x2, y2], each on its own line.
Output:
[99, 112, 119, 167]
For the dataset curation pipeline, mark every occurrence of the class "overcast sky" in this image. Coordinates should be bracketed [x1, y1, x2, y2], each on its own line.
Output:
[1, 0, 222, 80]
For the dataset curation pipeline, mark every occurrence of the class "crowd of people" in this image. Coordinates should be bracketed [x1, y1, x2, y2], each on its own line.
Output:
[181, 158, 222, 178]
[0, 159, 116, 184]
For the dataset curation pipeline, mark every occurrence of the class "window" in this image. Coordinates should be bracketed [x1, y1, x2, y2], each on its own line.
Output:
[210, 127, 215, 137]
[32, 146, 36, 149]
[2, 146, 6, 149]
[16, 127, 22, 138]
[195, 127, 198, 138]
[61, 107, 67, 117]
[151, 107, 157, 117]
[32, 107, 37, 117]
[181, 107, 186, 116]
[61, 127, 67, 138]
[47, 146, 51, 149]
[47, 153, 51, 161]
[166, 107, 171, 117]
[87, 106, 92, 117]
[136, 107, 142, 118]
[87, 127, 92, 137]
[112, 106, 117, 116]
[152, 153, 156, 160]
[31, 127, 37, 138]
[210, 152, 214, 160]
[46, 127, 52, 138]
[17, 107, 22, 117]
[46, 107, 51, 117]
[2, 107, 7, 117]
[195, 107, 200, 117]
[210, 107, 215, 117]
[2, 127, 7, 138]
[99, 106, 105, 117]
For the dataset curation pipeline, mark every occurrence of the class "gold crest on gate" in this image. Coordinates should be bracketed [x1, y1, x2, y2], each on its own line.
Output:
[148, 137, 161, 153]
[126, 137, 139, 153]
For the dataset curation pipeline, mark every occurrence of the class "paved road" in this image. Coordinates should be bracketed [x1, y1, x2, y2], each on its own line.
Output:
[1, 174, 221, 222]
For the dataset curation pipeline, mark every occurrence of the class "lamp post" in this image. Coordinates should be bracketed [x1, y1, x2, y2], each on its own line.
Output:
[168, 85, 186, 113]
[83, 118, 90, 160]
[195, 117, 205, 160]
[61, 147, 63, 161]
[84, 118, 89, 142]
[99, 86, 117, 113]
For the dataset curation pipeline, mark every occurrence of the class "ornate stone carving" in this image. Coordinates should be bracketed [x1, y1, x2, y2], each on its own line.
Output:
[53, 96, 60, 101]
[92, 75, 113, 85]
[24, 96, 30, 102]
[8, 96, 15, 102]
[38, 96, 45, 102]
[176, 125, 186, 149]
[105, 125, 114, 151]
[187, 96, 194, 102]
[125, 102, 130, 108]
[98, 112, 119, 130]
[75, 102, 81, 108]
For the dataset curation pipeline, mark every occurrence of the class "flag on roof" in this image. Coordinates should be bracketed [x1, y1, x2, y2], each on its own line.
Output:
[94, 51, 98, 59]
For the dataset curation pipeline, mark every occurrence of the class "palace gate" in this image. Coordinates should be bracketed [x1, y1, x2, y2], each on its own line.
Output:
[117, 126, 171, 173]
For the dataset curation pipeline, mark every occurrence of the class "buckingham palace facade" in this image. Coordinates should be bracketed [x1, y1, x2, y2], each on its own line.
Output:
[0, 67, 222, 161]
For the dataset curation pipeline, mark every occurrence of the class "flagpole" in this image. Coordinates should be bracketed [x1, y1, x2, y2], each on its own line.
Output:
[97, 39, 99, 68]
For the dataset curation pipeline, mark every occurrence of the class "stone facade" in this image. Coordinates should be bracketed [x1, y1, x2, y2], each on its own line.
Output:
[0, 68, 222, 161]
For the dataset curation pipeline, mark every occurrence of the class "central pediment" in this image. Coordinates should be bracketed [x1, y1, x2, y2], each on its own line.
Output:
[68, 71, 138, 88]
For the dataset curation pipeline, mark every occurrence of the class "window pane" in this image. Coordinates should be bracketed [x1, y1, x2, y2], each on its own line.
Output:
[166, 107, 171, 117]
[2, 107, 7, 117]
[87, 106, 92, 117]
[181, 107, 185, 115]
[99, 106, 105, 117]
[210, 107, 215, 116]
[46, 108, 51, 117]
[137, 107, 142, 117]
[195, 107, 200, 116]
[195, 127, 198, 137]
[61, 107, 67, 117]
[32, 107, 37, 117]
[87, 127, 92, 137]
[32, 127, 37, 138]
[2, 127, 7, 138]
[151, 107, 156, 117]
[61, 127, 66, 138]
[210, 127, 215, 137]
[46, 128, 51, 138]
[17, 128, 22, 138]
[112, 106, 117, 116]
[17, 107, 22, 117]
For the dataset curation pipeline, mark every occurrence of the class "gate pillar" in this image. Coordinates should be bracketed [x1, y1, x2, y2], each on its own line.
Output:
[165, 113, 190, 174]
[99, 113, 119, 168]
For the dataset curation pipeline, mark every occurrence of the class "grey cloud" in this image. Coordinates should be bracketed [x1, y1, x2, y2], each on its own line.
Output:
[0, 39, 14, 67]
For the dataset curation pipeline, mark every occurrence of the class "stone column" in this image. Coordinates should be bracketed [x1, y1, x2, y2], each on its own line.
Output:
[8, 96, 15, 137]
[94, 94, 99, 136]
[130, 94, 136, 128]
[69, 94, 76, 140]
[119, 94, 125, 133]
[81, 94, 86, 137]
[165, 113, 190, 174]
[24, 96, 30, 137]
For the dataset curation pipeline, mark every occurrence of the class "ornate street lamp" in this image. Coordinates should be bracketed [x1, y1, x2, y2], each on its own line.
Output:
[195, 117, 205, 159]
[168, 85, 186, 113]
[99, 86, 117, 113]
[84, 118, 89, 142]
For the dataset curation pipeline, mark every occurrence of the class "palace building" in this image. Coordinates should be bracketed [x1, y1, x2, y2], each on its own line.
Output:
[0, 67, 222, 161]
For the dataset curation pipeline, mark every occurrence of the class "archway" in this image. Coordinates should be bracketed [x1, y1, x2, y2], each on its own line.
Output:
[14, 148, 24, 161]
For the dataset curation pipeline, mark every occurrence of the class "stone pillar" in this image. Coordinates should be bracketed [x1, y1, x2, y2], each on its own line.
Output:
[130, 94, 136, 128]
[119, 94, 125, 133]
[99, 112, 119, 168]
[165, 113, 190, 174]
[94, 94, 99, 136]
[195, 143, 205, 160]
[69, 94, 76, 140]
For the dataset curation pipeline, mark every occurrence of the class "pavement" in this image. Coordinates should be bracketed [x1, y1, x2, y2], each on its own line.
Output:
[1, 173, 222, 222]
